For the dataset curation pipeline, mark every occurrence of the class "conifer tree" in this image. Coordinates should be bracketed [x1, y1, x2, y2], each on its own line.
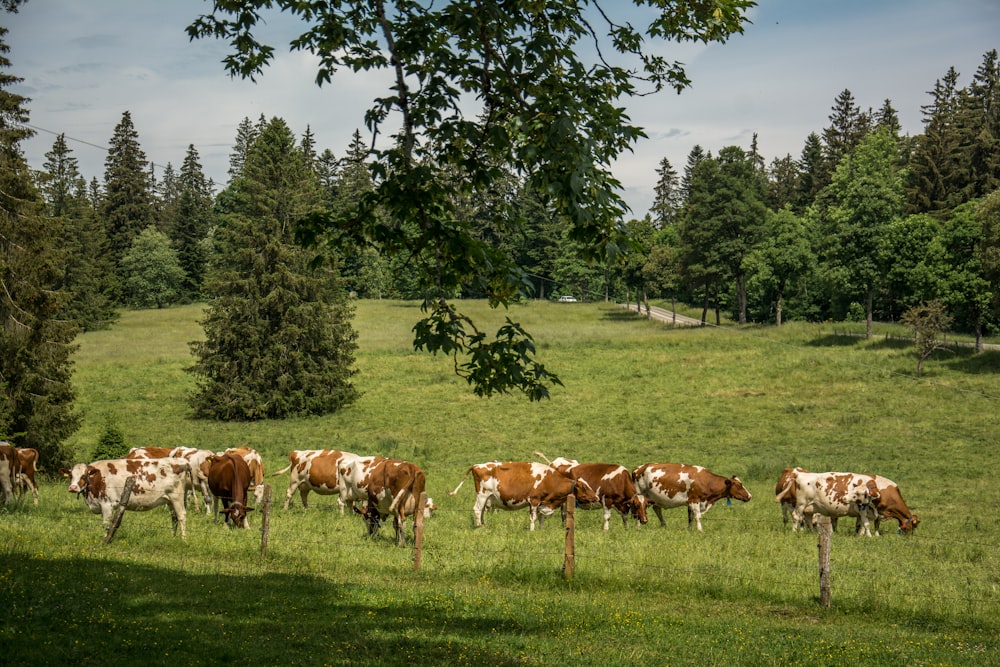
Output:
[103, 110, 154, 289]
[908, 68, 961, 213]
[173, 144, 214, 300]
[41, 134, 117, 330]
[0, 27, 80, 463]
[796, 132, 825, 210]
[821, 89, 871, 188]
[650, 157, 682, 228]
[189, 117, 358, 420]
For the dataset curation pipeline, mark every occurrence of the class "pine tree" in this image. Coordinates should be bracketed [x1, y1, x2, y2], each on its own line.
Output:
[103, 110, 154, 289]
[821, 89, 871, 188]
[796, 132, 824, 210]
[41, 134, 117, 330]
[155, 161, 179, 236]
[907, 68, 962, 213]
[174, 144, 214, 300]
[0, 28, 80, 464]
[650, 157, 682, 228]
[188, 117, 359, 420]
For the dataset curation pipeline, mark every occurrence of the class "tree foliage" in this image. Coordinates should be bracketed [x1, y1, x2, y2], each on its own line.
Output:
[188, 117, 359, 420]
[0, 27, 80, 465]
[187, 0, 755, 400]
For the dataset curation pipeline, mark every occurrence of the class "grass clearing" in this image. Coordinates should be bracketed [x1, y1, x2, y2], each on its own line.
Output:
[2, 300, 998, 666]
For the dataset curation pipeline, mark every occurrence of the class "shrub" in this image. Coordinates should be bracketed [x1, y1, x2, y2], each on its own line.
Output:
[92, 414, 129, 460]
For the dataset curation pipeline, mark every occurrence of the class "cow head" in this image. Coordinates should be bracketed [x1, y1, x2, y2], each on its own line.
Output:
[354, 501, 383, 536]
[846, 479, 879, 509]
[726, 477, 753, 503]
[630, 494, 648, 525]
[220, 502, 253, 528]
[62, 464, 92, 495]
[900, 514, 919, 534]
[573, 479, 600, 505]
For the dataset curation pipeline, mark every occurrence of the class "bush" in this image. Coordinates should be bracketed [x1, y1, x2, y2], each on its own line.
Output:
[92, 414, 129, 460]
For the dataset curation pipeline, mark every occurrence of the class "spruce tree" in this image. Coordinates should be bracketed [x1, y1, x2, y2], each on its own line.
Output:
[41, 134, 117, 330]
[0, 28, 80, 464]
[650, 157, 682, 229]
[821, 89, 871, 189]
[188, 117, 358, 420]
[103, 110, 154, 289]
[908, 68, 961, 213]
[173, 144, 214, 300]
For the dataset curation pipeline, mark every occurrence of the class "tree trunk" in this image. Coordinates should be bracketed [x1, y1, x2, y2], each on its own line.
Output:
[775, 288, 784, 327]
[736, 275, 747, 325]
[865, 287, 874, 340]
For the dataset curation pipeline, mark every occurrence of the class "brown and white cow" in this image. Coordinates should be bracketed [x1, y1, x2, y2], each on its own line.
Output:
[225, 447, 265, 503]
[15, 448, 40, 505]
[0, 442, 21, 505]
[633, 463, 753, 532]
[535, 454, 647, 530]
[858, 475, 919, 535]
[776, 466, 810, 529]
[338, 456, 427, 546]
[271, 449, 359, 511]
[206, 453, 254, 529]
[449, 461, 599, 531]
[61, 458, 191, 537]
[774, 470, 880, 537]
[128, 446, 215, 514]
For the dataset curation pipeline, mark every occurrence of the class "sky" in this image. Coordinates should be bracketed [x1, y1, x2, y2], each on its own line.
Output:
[5, 1, 1000, 217]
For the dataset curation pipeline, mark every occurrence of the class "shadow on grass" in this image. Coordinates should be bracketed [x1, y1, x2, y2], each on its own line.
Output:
[946, 348, 1000, 374]
[806, 333, 864, 347]
[0, 554, 538, 667]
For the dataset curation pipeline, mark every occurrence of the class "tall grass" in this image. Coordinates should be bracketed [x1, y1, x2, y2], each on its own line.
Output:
[2, 300, 998, 666]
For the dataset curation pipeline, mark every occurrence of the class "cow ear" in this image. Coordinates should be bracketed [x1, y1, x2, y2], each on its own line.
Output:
[246, 507, 255, 513]
[59, 468, 70, 477]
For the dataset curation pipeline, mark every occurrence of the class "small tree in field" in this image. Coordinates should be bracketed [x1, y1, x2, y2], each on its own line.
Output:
[900, 300, 953, 376]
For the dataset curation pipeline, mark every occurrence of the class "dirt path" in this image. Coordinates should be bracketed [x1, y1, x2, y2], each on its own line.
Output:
[620, 303, 702, 327]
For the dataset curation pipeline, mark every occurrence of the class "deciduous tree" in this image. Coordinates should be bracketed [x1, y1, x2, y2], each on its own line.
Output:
[187, 0, 755, 400]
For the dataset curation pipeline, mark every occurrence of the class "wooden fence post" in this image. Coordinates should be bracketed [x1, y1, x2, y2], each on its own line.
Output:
[104, 476, 135, 544]
[260, 483, 272, 558]
[817, 515, 832, 608]
[563, 494, 576, 579]
[413, 491, 426, 572]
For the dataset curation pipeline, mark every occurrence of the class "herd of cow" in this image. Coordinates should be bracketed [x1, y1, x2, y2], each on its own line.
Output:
[0, 441, 919, 545]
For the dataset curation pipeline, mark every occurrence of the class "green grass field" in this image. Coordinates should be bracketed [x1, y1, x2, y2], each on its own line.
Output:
[2, 300, 998, 666]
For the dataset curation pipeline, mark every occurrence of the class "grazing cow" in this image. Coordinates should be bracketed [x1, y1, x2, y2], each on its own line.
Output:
[127, 446, 215, 514]
[15, 448, 40, 505]
[632, 463, 753, 532]
[449, 461, 599, 531]
[225, 447, 265, 503]
[206, 453, 254, 529]
[61, 458, 191, 537]
[857, 475, 919, 535]
[0, 442, 20, 505]
[774, 470, 880, 537]
[270, 449, 358, 511]
[534, 453, 647, 529]
[339, 456, 427, 546]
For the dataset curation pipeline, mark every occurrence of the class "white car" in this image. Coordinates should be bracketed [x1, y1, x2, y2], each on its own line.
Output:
[558, 295, 577, 302]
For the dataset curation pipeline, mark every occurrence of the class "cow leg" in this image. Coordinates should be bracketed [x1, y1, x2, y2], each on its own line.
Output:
[688, 503, 704, 532]
[857, 507, 873, 537]
[602, 505, 612, 531]
[653, 505, 666, 527]
[529, 505, 538, 531]
[283, 483, 297, 510]
[472, 494, 488, 527]
[394, 513, 406, 547]
[299, 487, 311, 510]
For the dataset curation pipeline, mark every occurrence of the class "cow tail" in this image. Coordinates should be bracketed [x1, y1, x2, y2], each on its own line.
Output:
[533, 450, 552, 465]
[775, 479, 794, 502]
[270, 464, 292, 477]
[448, 466, 474, 496]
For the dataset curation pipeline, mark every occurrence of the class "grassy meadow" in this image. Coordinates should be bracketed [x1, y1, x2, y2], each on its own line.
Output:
[2, 299, 999, 666]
